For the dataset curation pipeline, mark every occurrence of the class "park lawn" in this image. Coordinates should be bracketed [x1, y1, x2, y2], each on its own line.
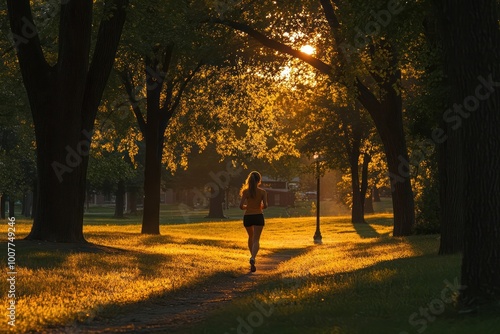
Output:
[0, 216, 254, 333]
[184, 216, 499, 334]
[0, 210, 496, 333]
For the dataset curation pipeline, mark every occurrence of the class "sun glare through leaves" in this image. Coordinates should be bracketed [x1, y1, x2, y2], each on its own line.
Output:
[300, 45, 315, 55]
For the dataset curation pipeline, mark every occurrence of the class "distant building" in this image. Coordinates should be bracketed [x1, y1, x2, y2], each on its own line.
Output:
[260, 176, 296, 207]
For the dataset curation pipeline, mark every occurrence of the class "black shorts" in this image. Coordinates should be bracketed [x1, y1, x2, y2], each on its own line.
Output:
[243, 214, 265, 227]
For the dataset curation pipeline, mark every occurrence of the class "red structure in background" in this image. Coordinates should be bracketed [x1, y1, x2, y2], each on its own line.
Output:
[260, 177, 295, 207]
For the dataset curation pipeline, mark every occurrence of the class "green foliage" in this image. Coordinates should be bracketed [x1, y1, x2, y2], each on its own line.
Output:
[0, 127, 36, 199]
[87, 152, 135, 195]
[0, 48, 36, 199]
[413, 150, 440, 235]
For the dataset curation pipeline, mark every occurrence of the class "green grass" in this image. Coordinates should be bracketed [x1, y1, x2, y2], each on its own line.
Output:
[1, 203, 496, 333]
[185, 219, 498, 334]
[82, 200, 325, 225]
[80, 197, 392, 226]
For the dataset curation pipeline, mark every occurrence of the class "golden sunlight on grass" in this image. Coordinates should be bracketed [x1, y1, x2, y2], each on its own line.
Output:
[254, 214, 427, 308]
[0, 214, 446, 333]
[188, 216, 465, 334]
[0, 220, 252, 332]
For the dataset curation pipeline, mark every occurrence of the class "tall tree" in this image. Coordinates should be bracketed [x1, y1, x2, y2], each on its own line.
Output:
[434, 0, 500, 308]
[6, 0, 128, 242]
[119, 46, 204, 234]
[300, 88, 374, 224]
[117, 0, 230, 233]
[405, 4, 462, 251]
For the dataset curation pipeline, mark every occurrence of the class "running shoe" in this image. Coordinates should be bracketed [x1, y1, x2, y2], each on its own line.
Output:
[250, 257, 256, 272]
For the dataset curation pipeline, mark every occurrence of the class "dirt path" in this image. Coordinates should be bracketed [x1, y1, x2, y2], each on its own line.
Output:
[64, 250, 300, 333]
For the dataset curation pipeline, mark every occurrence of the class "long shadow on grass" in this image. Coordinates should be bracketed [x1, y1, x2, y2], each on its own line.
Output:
[342, 234, 440, 260]
[194, 252, 465, 334]
[365, 215, 394, 227]
[352, 221, 381, 239]
[183, 237, 242, 249]
[7, 240, 166, 273]
[83, 216, 143, 226]
[53, 246, 312, 333]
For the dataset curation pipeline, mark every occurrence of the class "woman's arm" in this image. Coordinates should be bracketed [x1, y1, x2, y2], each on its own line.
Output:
[239, 191, 247, 210]
[262, 190, 268, 209]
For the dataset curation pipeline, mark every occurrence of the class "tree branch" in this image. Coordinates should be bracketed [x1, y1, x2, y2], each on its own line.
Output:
[319, 0, 341, 31]
[82, 0, 129, 130]
[214, 19, 333, 75]
[6, 0, 50, 91]
[215, 15, 384, 119]
[160, 60, 203, 133]
[120, 70, 146, 136]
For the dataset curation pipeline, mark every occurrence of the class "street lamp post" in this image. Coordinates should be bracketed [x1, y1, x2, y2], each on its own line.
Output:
[313, 153, 322, 244]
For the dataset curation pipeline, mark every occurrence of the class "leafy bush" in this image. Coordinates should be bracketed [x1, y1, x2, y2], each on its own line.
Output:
[413, 157, 440, 234]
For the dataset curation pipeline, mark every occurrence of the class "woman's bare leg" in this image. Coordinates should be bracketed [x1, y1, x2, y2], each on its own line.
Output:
[251, 225, 264, 259]
[245, 226, 254, 256]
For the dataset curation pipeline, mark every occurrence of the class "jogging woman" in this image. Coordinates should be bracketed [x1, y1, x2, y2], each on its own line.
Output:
[239, 171, 268, 272]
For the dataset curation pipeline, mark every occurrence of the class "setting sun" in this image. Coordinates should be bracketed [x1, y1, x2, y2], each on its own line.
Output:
[300, 45, 315, 55]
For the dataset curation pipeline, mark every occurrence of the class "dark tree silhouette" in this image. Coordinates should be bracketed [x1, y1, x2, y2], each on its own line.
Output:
[435, 0, 500, 307]
[6, 0, 128, 242]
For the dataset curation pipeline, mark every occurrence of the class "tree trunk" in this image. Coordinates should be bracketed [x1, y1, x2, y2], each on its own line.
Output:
[27, 192, 33, 217]
[124, 47, 199, 234]
[127, 187, 138, 214]
[347, 107, 367, 225]
[7, 0, 128, 242]
[372, 185, 381, 202]
[360, 153, 371, 214]
[22, 191, 32, 217]
[357, 72, 415, 236]
[383, 131, 415, 237]
[8, 198, 15, 218]
[350, 157, 364, 224]
[141, 57, 164, 234]
[351, 152, 372, 221]
[364, 192, 374, 214]
[436, 0, 500, 307]
[28, 130, 88, 242]
[206, 187, 226, 218]
[438, 121, 464, 254]
[0, 195, 5, 219]
[141, 117, 162, 234]
[22, 193, 27, 216]
[114, 180, 125, 218]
